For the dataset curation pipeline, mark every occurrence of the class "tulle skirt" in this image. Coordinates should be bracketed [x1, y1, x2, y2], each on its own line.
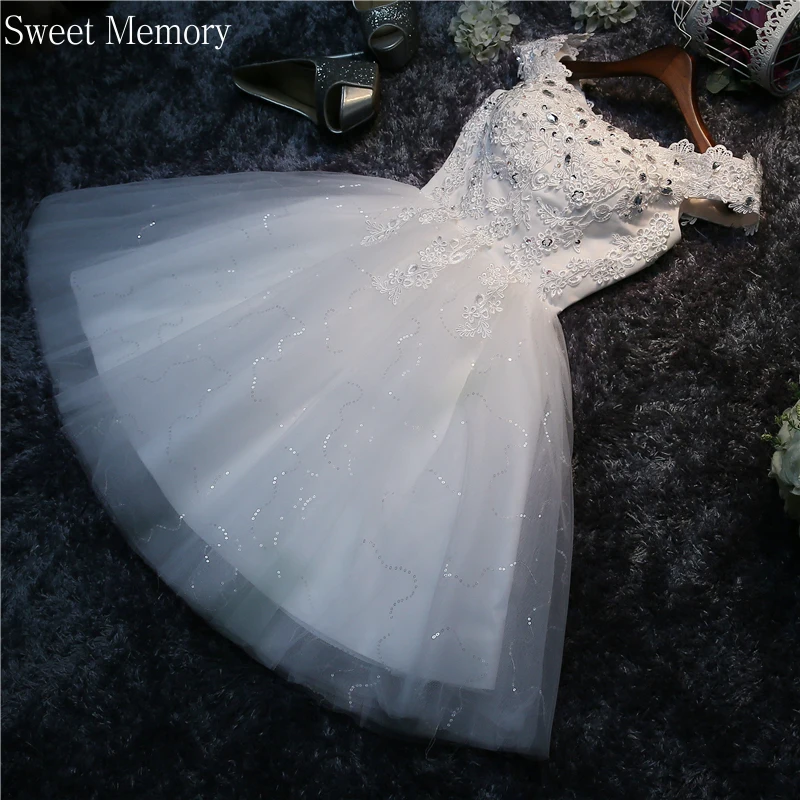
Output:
[27, 171, 574, 757]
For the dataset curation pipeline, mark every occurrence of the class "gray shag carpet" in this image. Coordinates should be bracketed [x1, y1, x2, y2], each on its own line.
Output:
[2, 2, 799, 798]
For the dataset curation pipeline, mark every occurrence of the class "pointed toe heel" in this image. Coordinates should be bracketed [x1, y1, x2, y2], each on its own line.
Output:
[234, 54, 379, 134]
[353, 1, 419, 71]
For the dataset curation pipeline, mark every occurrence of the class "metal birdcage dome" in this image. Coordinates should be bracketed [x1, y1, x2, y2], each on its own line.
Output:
[673, 0, 800, 95]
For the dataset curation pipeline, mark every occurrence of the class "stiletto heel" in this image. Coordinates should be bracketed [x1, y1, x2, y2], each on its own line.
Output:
[234, 53, 379, 134]
[352, 1, 419, 71]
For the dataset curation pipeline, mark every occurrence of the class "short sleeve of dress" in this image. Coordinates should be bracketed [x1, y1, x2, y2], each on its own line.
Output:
[513, 34, 590, 83]
[668, 140, 762, 229]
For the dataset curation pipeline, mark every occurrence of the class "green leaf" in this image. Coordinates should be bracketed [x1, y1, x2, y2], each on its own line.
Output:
[706, 70, 731, 94]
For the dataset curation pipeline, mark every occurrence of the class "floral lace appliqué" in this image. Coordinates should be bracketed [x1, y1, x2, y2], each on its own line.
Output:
[363, 34, 762, 337]
[539, 212, 676, 299]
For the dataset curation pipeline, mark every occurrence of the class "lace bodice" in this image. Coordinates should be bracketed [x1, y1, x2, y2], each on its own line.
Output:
[364, 35, 762, 337]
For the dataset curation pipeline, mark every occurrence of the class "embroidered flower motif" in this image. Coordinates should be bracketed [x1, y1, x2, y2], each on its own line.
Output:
[463, 301, 490, 325]
[479, 265, 505, 286]
[489, 215, 514, 239]
[410, 266, 435, 289]
[419, 236, 449, 265]
[361, 207, 415, 246]
[372, 268, 408, 305]
[486, 294, 504, 315]
[620, 231, 653, 261]
[592, 203, 612, 222]
[590, 258, 627, 284]
[457, 297, 493, 338]
[537, 231, 559, 253]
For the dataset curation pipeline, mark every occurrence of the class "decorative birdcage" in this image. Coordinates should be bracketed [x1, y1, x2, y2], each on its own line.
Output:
[672, 0, 800, 95]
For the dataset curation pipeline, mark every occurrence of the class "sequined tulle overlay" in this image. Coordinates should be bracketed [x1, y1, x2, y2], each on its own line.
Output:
[26, 36, 760, 757]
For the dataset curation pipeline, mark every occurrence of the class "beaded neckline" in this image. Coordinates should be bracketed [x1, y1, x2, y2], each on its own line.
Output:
[514, 33, 762, 216]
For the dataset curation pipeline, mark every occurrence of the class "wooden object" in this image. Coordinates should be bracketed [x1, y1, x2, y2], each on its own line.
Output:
[568, 45, 716, 153]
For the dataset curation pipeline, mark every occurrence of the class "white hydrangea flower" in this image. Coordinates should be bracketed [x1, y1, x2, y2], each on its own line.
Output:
[570, 1, 643, 33]
[449, 1, 521, 64]
[766, 400, 800, 529]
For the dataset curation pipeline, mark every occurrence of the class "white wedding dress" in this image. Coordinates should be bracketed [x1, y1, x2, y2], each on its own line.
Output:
[26, 36, 761, 756]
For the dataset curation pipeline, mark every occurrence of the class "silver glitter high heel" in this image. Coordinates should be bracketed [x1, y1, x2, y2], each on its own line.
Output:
[234, 53, 379, 134]
[352, 1, 419, 71]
